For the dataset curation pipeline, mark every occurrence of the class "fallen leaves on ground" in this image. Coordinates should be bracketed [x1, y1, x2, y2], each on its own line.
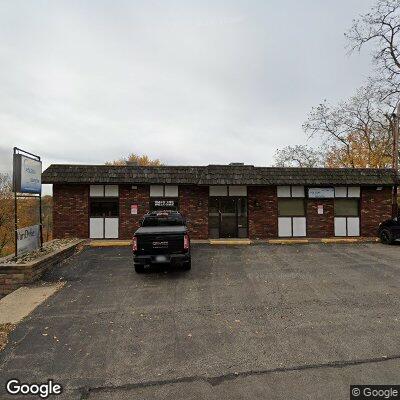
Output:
[0, 323, 15, 351]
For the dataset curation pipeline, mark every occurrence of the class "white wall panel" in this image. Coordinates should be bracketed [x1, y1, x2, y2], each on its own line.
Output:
[277, 186, 291, 197]
[150, 185, 164, 197]
[105, 185, 118, 197]
[291, 186, 305, 198]
[90, 185, 104, 197]
[334, 217, 347, 237]
[292, 217, 306, 237]
[348, 187, 360, 198]
[165, 185, 178, 197]
[90, 218, 103, 238]
[278, 217, 292, 237]
[209, 186, 228, 196]
[105, 218, 119, 238]
[347, 217, 360, 236]
[334, 187, 347, 198]
[229, 186, 247, 196]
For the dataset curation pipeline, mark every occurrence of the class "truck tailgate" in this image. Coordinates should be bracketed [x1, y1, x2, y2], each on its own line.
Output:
[136, 234, 185, 255]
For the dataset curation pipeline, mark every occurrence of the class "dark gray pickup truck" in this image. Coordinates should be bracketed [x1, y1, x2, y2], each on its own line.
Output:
[132, 211, 191, 273]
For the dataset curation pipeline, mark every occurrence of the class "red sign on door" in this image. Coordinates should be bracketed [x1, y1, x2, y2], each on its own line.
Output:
[131, 204, 138, 215]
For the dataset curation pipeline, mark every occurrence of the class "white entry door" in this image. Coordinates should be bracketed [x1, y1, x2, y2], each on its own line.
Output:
[90, 218, 104, 239]
[90, 217, 119, 239]
[105, 218, 119, 238]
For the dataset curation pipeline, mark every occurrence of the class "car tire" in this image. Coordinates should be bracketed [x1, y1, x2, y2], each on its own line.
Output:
[380, 228, 394, 245]
[135, 264, 145, 273]
[183, 261, 191, 271]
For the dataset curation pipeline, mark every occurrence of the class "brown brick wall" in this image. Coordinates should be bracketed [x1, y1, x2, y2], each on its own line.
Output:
[53, 184, 89, 238]
[361, 187, 393, 237]
[119, 185, 150, 239]
[179, 185, 208, 239]
[248, 186, 278, 239]
[51, 184, 394, 240]
[306, 199, 334, 238]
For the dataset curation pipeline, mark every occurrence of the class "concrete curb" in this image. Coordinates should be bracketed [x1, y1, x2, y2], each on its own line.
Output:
[209, 239, 251, 245]
[87, 237, 380, 247]
[267, 239, 309, 245]
[266, 237, 379, 245]
[89, 240, 131, 247]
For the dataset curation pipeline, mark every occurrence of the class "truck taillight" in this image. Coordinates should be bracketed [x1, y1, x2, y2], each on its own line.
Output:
[132, 236, 138, 251]
[184, 234, 190, 250]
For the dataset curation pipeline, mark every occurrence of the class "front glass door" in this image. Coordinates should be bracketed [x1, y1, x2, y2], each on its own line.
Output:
[219, 197, 237, 238]
[208, 197, 248, 238]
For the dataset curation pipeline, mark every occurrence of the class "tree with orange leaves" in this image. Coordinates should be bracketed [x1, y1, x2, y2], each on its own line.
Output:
[106, 153, 162, 166]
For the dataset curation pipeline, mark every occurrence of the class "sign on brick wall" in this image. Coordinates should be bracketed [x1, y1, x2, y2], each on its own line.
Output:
[308, 188, 334, 198]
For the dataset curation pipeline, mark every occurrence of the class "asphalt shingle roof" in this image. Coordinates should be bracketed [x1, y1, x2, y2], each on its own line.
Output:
[42, 164, 397, 186]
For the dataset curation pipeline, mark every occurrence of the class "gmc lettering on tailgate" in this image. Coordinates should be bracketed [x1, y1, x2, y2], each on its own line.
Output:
[152, 241, 168, 248]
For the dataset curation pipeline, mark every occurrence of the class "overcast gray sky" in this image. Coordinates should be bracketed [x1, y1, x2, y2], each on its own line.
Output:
[1, 0, 375, 176]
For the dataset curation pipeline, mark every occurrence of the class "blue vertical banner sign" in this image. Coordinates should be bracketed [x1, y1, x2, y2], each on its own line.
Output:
[12, 148, 43, 256]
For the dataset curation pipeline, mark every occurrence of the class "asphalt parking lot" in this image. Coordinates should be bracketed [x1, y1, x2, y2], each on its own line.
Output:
[1, 243, 400, 399]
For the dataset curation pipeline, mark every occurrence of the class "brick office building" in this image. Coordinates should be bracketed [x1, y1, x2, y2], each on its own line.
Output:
[42, 164, 397, 240]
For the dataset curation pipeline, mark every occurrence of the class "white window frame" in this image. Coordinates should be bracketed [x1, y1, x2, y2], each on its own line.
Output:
[90, 185, 119, 197]
[277, 188, 306, 237]
[278, 216, 306, 237]
[209, 186, 247, 197]
[228, 186, 247, 196]
[90, 185, 104, 197]
[105, 185, 119, 197]
[150, 185, 179, 197]
[333, 194, 360, 237]
[150, 185, 164, 197]
[334, 216, 360, 237]
[164, 185, 179, 197]
[277, 186, 305, 198]
[334, 186, 360, 198]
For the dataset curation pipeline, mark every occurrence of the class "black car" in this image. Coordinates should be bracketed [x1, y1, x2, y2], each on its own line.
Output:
[378, 217, 400, 244]
[132, 211, 191, 273]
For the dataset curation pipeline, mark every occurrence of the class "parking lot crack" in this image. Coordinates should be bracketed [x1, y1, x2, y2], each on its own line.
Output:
[79, 353, 400, 398]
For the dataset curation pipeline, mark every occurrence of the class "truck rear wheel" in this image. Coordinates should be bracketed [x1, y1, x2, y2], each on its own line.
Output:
[380, 228, 394, 245]
[135, 264, 145, 273]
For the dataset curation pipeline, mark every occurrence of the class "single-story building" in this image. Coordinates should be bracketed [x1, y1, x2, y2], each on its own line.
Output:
[42, 164, 398, 240]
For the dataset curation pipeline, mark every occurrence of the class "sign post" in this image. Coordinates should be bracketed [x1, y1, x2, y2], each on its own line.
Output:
[392, 106, 400, 218]
[12, 147, 43, 257]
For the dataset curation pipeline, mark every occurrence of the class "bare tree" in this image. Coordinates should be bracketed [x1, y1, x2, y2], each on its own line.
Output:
[273, 145, 324, 168]
[346, 0, 400, 102]
[303, 86, 394, 168]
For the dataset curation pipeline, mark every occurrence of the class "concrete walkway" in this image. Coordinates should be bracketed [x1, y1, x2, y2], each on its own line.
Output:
[0, 282, 64, 325]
